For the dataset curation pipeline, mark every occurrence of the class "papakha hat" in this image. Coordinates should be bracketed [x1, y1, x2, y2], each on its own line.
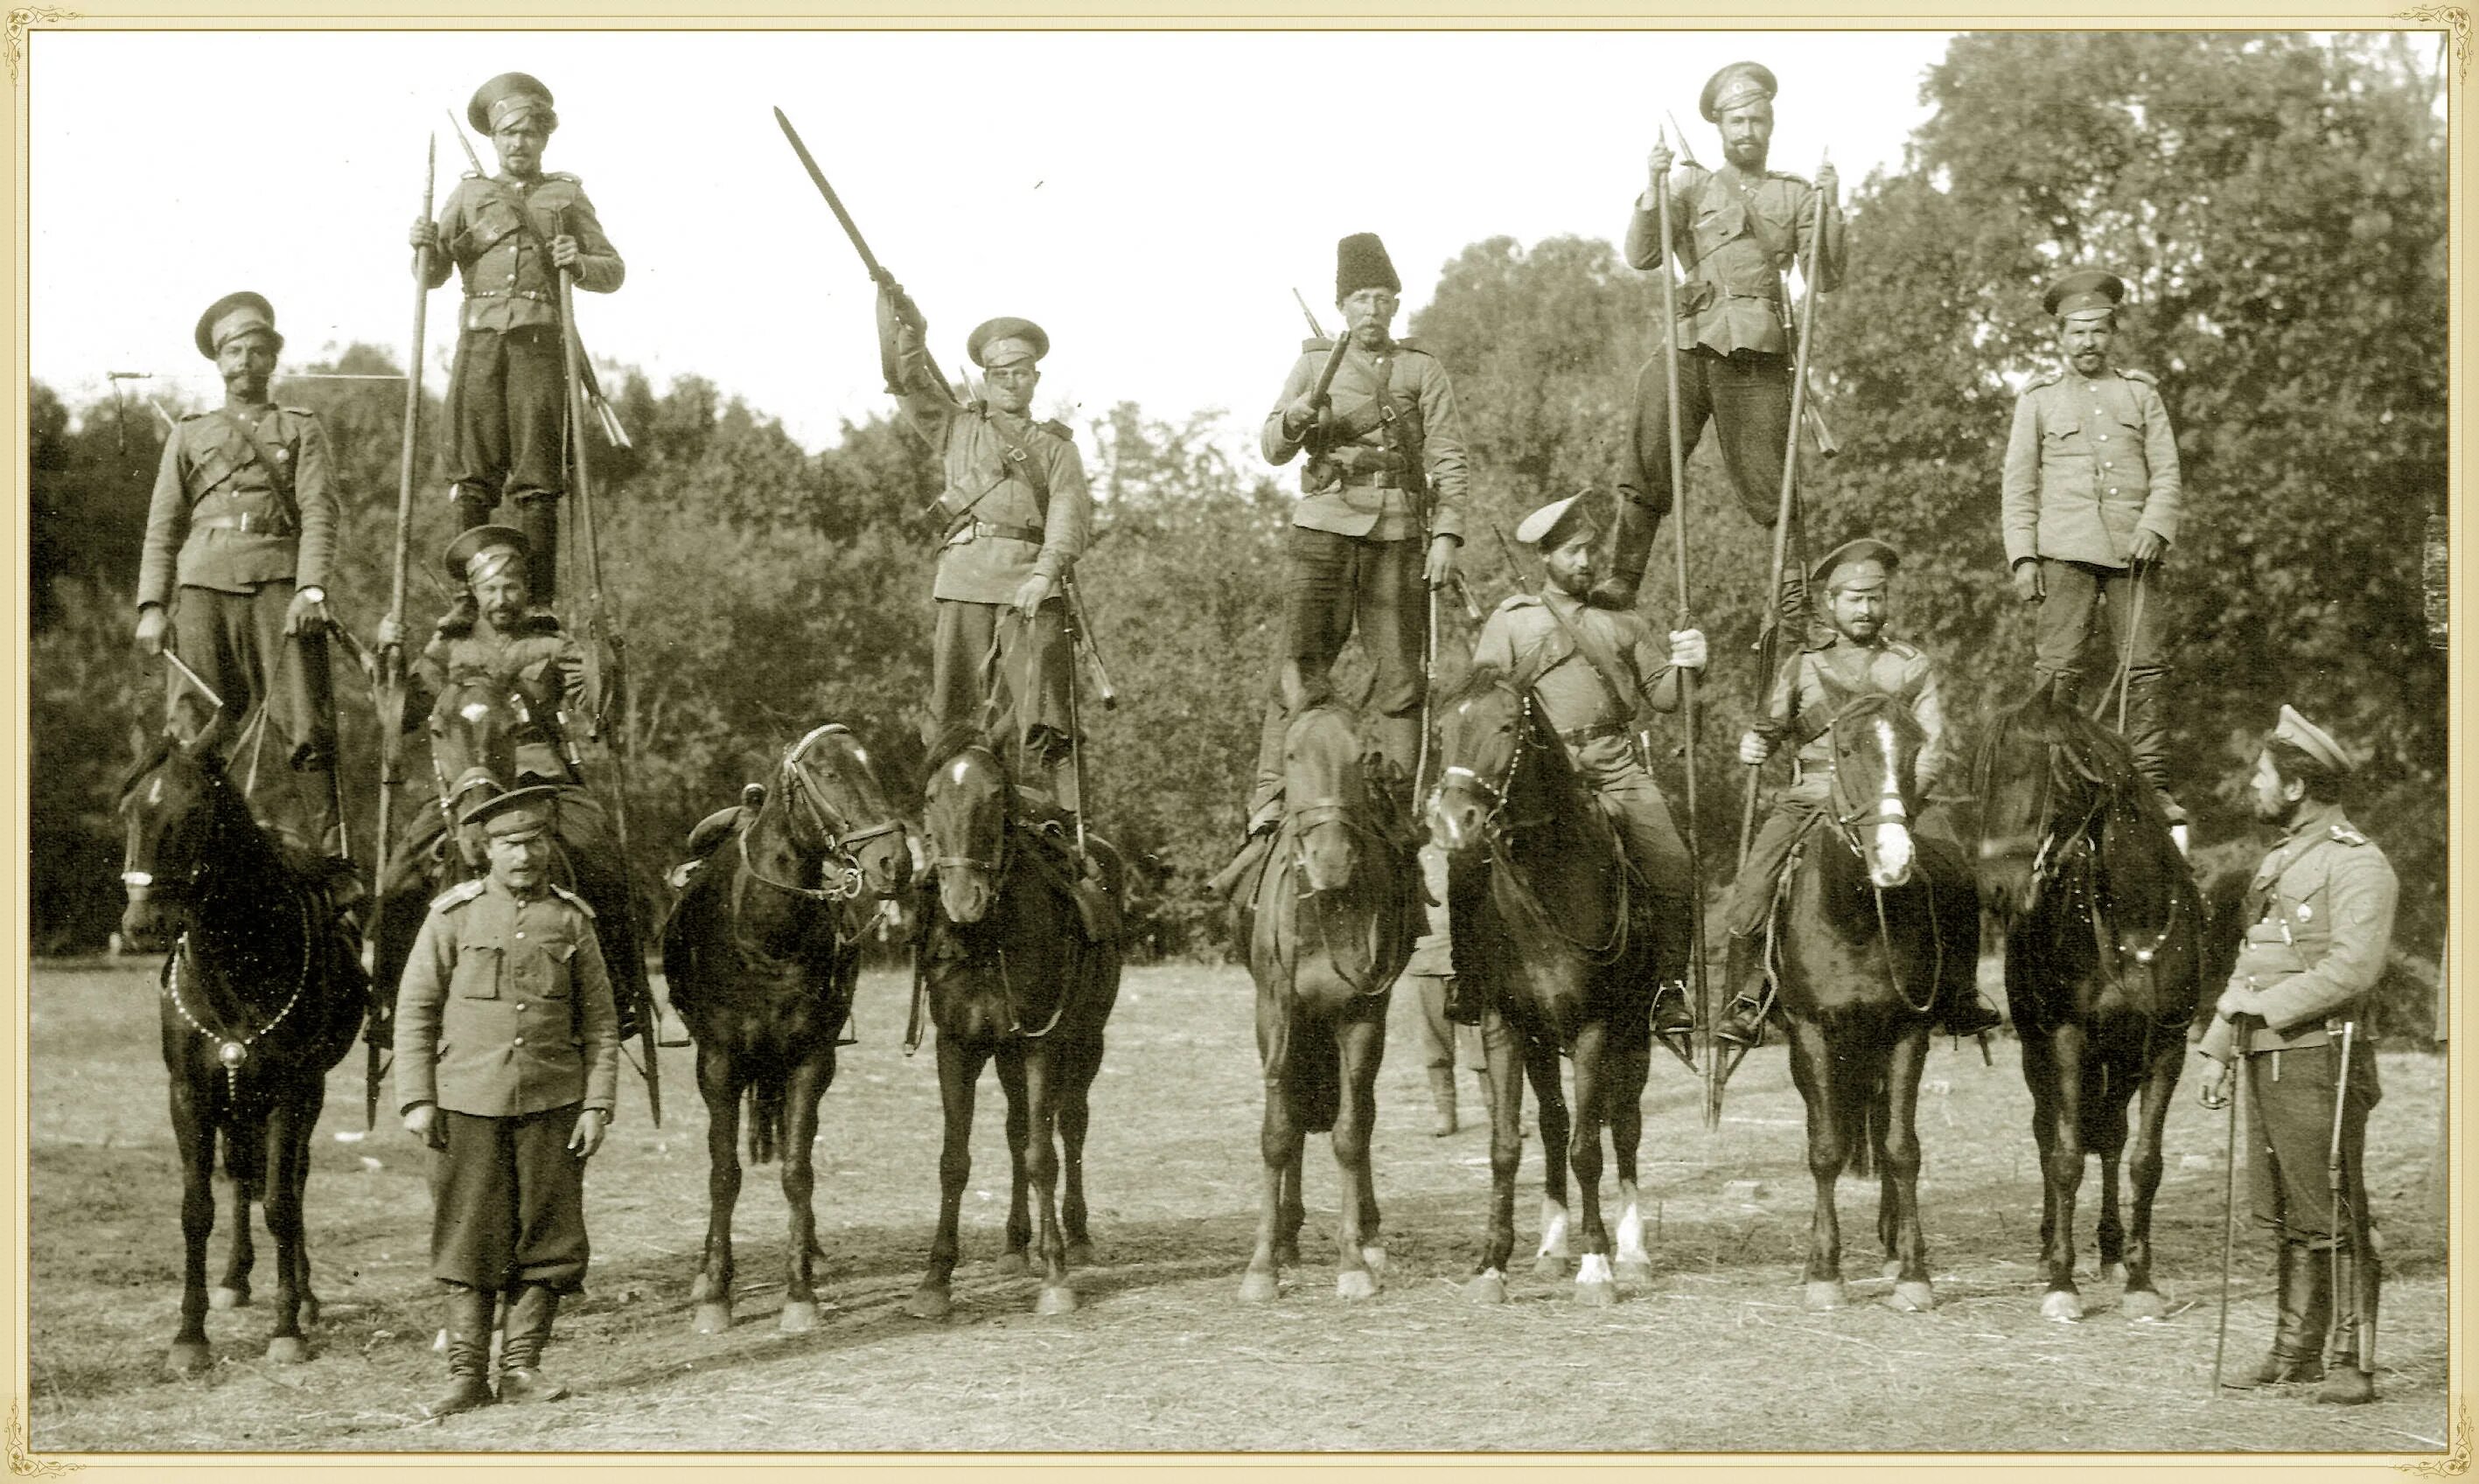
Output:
[1335, 233, 1401, 302]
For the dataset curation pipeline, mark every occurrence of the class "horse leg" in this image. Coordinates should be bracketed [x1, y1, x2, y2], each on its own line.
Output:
[1786, 1018, 1849, 1310]
[1529, 1036, 1575, 1277]
[1059, 1030, 1100, 1268]
[168, 1073, 217, 1375]
[1610, 1026, 1653, 1285]
[260, 1096, 313, 1362]
[777, 1053, 831, 1334]
[1276, 1159, 1304, 1270]
[1024, 1046, 1077, 1315]
[2036, 1024, 2090, 1320]
[906, 1034, 984, 1320]
[212, 1125, 256, 1313]
[994, 1046, 1033, 1277]
[690, 1047, 742, 1333]
[2093, 1082, 2129, 1285]
[1464, 1011, 1520, 1305]
[1879, 1026, 1936, 1313]
[1568, 1022, 1616, 1306]
[1330, 1014, 1383, 1300]
[1241, 1043, 1301, 1303]
[2119, 1039, 2182, 1322]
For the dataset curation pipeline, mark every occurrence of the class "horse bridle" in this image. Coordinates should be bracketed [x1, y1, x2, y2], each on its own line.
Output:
[743, 723, 906, 903]
[925, 742, 1013, 882]
[1436, 687, 1534, 841]
[1821, 704, 1941, 1015]
[1438, 686, 1628, 966]
[1275, 719, 1406, 1000]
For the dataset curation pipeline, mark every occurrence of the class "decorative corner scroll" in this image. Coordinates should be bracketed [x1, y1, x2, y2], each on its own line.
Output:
[2396, 1398, 2475, 1478]
[4, 1402, 80, 1478]
[2396, 4, 2473, 79]
[5, 6, 78, 86]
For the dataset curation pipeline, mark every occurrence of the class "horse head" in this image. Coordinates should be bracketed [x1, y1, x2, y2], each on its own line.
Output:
[1823, 686, 1928, 891]
[116, 718, 234, 951]
[1969, 686, 2165, 927]
[923, 729, 1010, 926]
[1281, 700, 1378, 895]
[778, 722, 913, 902]
[1428, 667, 1531, 860]
[427, 674, 530, 822]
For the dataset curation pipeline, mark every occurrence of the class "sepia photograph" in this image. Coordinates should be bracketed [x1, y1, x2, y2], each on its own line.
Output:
[13, 17, 2462, 1464]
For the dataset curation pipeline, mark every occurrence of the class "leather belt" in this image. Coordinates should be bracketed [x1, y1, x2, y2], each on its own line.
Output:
[469, 288, 555, 303]
[1558, 721, 1633, 747]
[193, 512, 293, 535]
[1336, 472, 1402, 489]
[950, 520, 1044, 546]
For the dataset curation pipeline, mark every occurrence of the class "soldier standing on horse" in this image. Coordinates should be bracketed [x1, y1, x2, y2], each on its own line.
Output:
[409, 71, 625, 614]
[2003, 268, 2187, 850]
[1601, 60, 1843, 617]
[396, 782, 619, 1418]
[875, 281, 1093, 823]
[134, 290, 356, 899]
[1448, 493, 1708, 1060]
[1714, 538, 2001, 1047]
[2196, 706, 2397, 1406]
[1215, 231, 1469, 894]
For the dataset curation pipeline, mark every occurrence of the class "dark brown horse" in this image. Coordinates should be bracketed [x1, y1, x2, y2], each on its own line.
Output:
[1234, 700, 1419, 1302]
[906, 735, 1122, 1318]
[660, 723, 913, 1333]
[118, 723, 365, 1374]
[1763, 686, 1973, 1313]
[1972, 687, 2202, 1321]
[1427, 670, 1662, 1306]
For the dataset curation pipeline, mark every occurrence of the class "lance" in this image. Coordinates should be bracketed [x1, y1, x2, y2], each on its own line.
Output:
[1650, 129, 1718, 1126]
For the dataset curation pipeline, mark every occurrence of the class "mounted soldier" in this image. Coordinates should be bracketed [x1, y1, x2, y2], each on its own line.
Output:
[409, 71, 625, 615]
[134, 290, 355, 901]
[1444, 493, 1707, 1060]
[1602, 60, 1844, 617]
[2002, 268, 2187, 850]
[1714, 538, 2000, 1048]
[2196, 706, 2396, 1406]
[1215, 231, 1470, 895]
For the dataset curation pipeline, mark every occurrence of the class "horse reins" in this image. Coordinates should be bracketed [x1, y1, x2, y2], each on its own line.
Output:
[739, 724, 905, 906]
[1827, 709, 1941, 1016]
[1281, 790, 1408, 1000]
[1442, 688, 1631, 968]
[153, 795, 320, 1098]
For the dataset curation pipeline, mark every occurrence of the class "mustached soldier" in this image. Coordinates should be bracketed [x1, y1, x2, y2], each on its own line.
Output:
[1603, 61, 1844, 617]
[410, 71, 624, 613]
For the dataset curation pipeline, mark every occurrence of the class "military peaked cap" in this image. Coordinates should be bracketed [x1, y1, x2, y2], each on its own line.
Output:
[2043, 268, 2126, 319]
[2272, 703, 2355, 776]
[1515, 493, 1594, 550]
[469, 72, 557, 134]
[1700, 61, 1777, 122]
[1336, 233, 1401, 301]
[967, 317, 1050, 368]
[443, 524, 529, 584]
[193, 291, 283, 359]
[461, 782, 562, 836]
[1812, 535, 1900, 593]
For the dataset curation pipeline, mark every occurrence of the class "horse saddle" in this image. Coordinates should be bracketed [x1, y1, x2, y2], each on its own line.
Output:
[667, 784, 767, 889]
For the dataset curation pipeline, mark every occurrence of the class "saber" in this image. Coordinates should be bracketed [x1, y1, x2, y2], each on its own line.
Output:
[2212, 1021, 2247, 1391]
[774, 106, 890, 285]
[164, 651, 226, 714]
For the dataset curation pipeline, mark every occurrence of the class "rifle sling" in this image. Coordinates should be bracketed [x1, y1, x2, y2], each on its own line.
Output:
[940, 408, 1054, 544]
[1365, 352, 1430, 528]
[1530, 599, 1643, 737]
[205, 408, 297, 508]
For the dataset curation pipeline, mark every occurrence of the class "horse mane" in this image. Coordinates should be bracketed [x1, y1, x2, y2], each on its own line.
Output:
[1974, 686, 2159, 826]
[116, 733, 178, 803]
[922, 721, 1000, 783]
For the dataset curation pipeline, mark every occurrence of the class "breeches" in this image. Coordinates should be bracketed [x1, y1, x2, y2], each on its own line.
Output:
[1250, 530, 1427, 810]
[925, 599, 1075, 793]
[1724, 792, 1969, 939]
[168, 582, 338, 842]
[448, 324, 567, 510]
[2245, 1037, 2381, 1249]
[2031, 558, 2174, 793]
[430, 1104, 590, 1292]
[1605, 346, 1807, 617]
[1571, 737, 1693, 895]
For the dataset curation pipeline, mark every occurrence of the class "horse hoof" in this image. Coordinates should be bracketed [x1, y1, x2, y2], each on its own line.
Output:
[1239, 1270, 1279, 1304]
[1359, 1246, 1387, 1279]
[1882, 1258, 1904, 1281]
[1576, 1279, 1617, 1307]
[1336, 1271, 1378, 1302]
[166, 1341, 211, 1376]
[1463, 1272, 1508, 1306]
[903, 1286, 952, 1321]
[1883, 1281, 1937, 1313]
[2098, 1262, 2129, 1285]
[1804, 1280, 1848, 1312]
[779, 1300, 819, 1334]
[297, 1297, 321, 1329]
[210, 1286, 248, 1312]
[1035, 1285, 1079, 1317]
[1273, 1243, 1302, 1269]
[691, 1302, 732, 1334]
[688, 1273, 715, 1302]
[995, 1251, 1030, 1278]
[2122, 1288, 2168, 1323]
[1616, 1258, 1654, 1286]
[2041, 1290, 2084, 1323]
[1533, 1254, 1568, 1279]
[1066, 1240, 1096, 1268]
[266, 1335, 308, 1364]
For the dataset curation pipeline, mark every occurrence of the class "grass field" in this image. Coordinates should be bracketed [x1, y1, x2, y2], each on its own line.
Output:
[24, 958, 2457, 1458]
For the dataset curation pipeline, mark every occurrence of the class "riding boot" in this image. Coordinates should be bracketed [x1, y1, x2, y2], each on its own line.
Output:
[496, 1283, 569, 1404]
[1427, 1066, 1458, 1138]
[1206, 820, 1276, 902]
[1646, 889, 1698, 1061]
[1713, 932, 1772, 1049]
[515, 494, 561, 608]
[424, 1285, 497, 1418]
[2230, 1243, 2326, 1388]
[2315, 1249, 2378, 1404]
[1932, 969, 2004, 1040]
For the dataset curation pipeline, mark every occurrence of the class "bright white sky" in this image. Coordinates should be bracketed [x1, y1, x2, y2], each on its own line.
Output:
[29, 29, 1956, 453]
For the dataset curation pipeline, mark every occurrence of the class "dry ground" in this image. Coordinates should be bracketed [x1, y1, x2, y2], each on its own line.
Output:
[24, 958, 2457, 1458]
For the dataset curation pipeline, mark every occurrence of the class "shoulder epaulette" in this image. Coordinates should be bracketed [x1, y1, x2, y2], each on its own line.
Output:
[1034, 417, 1075, 444]
[1884, 638, 1924, 659]
[2026, 369, 2064, 391]
[178, 411, 208, 423]
[549, 881, 598, 916]
[279, 405, 316, 418]
[1495, 594, 1543, 612]
[2329, 823, 2371, 847]
[431, 878, 487, 911]
[546, 171, 582, 185]
[2122, 368, 2158, 386]
[1393, 338, 1429, 356]
[1301, 336, 1334, 353]
[1766, 170, 1808, 185]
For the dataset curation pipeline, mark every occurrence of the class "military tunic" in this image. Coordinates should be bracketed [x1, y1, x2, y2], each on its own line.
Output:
[423, 171, 624, 525]
[2002, 364, 2184, 801]
[1605, 163, 1844, 608]
[395, 874, 619, 1291]
[2197, 802, 2396, 1245]
[136, 401, 343, 842]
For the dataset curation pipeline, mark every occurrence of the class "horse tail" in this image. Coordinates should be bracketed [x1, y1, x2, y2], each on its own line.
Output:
[1288, 1014, 1342, 1136]
[746, 1076, 785, 1167]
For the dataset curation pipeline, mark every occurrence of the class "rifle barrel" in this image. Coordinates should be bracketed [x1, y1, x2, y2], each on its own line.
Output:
[773, 107, 886, 282]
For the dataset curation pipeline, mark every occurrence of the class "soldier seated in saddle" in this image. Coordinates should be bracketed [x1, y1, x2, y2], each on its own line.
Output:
[1714, 537, 2001, 1048]
[1420, 493, 1707, 1058]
